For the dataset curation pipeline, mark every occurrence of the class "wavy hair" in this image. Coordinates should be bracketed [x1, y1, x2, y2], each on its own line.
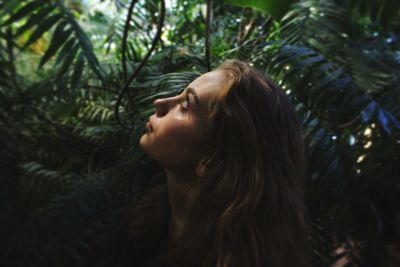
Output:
[144, 59, 309, 267]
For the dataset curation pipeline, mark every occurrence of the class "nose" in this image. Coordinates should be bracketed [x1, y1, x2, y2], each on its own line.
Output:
[153, 97, 171, 117]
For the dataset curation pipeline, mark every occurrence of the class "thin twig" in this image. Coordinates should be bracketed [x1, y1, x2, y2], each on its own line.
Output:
[239, 16, 258, 46]
[205, 0, 212, 71]
[252, 16, 273, 45]
[336, 116, 359, 128]
[114, 0, 166, 129]
[122, 0, 139, 82]
[6, 27, 20, 93]
[81, 84, 119, 94]
[237, 9, 258, 46]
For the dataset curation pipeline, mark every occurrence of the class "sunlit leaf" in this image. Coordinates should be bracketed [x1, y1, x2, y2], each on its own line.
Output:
[15, 4, 57, 36]
[2, 0, 44, 25]
[224, 0, 296, 20]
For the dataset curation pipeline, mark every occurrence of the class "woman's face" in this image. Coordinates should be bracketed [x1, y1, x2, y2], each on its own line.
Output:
[139, 70, 231, 170]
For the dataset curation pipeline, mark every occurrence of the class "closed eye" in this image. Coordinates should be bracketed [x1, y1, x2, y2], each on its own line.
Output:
[181, 94, 190, 111]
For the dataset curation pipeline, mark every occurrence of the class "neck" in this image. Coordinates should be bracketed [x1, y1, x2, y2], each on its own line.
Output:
[163, 166, 197, 240]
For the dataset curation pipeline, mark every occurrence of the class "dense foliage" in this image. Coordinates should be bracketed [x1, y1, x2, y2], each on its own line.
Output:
[0, 0, 399, 266]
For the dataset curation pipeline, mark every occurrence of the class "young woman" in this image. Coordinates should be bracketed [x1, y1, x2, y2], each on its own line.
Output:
[129, 59, 309, 267]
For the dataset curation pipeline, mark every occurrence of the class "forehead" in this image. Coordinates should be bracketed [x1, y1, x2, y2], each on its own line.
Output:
[188, 70, 232, 106]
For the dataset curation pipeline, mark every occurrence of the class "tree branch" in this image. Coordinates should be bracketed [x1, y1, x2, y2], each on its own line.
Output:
[115, 0, 166, 129]
[6, 27, 19, 93]
[121, 0, 139, 82]
[205, 0, 212, 71]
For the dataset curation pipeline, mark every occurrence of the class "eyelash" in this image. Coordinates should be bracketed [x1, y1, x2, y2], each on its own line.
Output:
[181, 94, 190, 111]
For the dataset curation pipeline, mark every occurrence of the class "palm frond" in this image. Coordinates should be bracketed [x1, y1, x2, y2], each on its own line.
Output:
[1, 0, 104, 88]
[280, 0, 348, 51]
[258, 43, 400, 136]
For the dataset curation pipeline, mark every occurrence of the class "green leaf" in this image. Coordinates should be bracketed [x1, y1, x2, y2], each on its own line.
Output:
[55, 38, 76, 66]
[66, 16, 104, 81]
[15, 4, 57, 36]
[224, 0, 296, 20]
[23, 13, 63, 50]
[71, 52, 85, 89]
[2, 0, 44, 25]
[0, 1, 22, 15]
[59, 43, 79, 75]
[39, 20, 72, 69]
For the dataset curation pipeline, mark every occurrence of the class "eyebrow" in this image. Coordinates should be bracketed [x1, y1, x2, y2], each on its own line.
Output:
[186, 87, 200, 108]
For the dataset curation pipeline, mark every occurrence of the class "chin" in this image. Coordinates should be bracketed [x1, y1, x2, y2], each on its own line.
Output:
[139, 134, 150, 153]
[139, 134, 154, 159]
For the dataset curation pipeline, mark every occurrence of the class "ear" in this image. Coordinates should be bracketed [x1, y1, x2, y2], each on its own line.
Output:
[195, 159, 207, 177]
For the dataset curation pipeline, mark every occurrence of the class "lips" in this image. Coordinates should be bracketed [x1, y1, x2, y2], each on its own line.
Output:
[145, 121, 153, 132]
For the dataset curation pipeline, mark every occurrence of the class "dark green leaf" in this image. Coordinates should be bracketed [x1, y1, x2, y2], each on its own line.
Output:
[59, 43, 79, 75]
[55, 38, 77, 66]
[361, 102, 377, 123]
[2, 0, 45, 25]
[378, 109, 391, 134]
[23, 13, 63, 50]
[67, 17, 104, 81]
[39, 20, 72, 69]
[224, 0, 296, 20]
[70, 52, 85, 89]
[15, 4, 57, 36]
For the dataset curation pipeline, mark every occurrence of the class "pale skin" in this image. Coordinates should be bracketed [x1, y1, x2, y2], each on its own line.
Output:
[139, 70, 233, 240]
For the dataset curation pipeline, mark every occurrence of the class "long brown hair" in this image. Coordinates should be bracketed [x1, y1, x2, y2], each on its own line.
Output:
[145, 59, 309, 267]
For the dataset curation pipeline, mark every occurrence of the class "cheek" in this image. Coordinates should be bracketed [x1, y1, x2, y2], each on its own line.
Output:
[159, 123, 195, 152]
[140, 119, 200, 166]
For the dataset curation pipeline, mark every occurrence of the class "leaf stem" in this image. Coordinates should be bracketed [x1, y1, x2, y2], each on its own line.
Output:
[114, 0, 166, 129]
[122, 0, 139, 82]
[205, 0, 212, 71]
